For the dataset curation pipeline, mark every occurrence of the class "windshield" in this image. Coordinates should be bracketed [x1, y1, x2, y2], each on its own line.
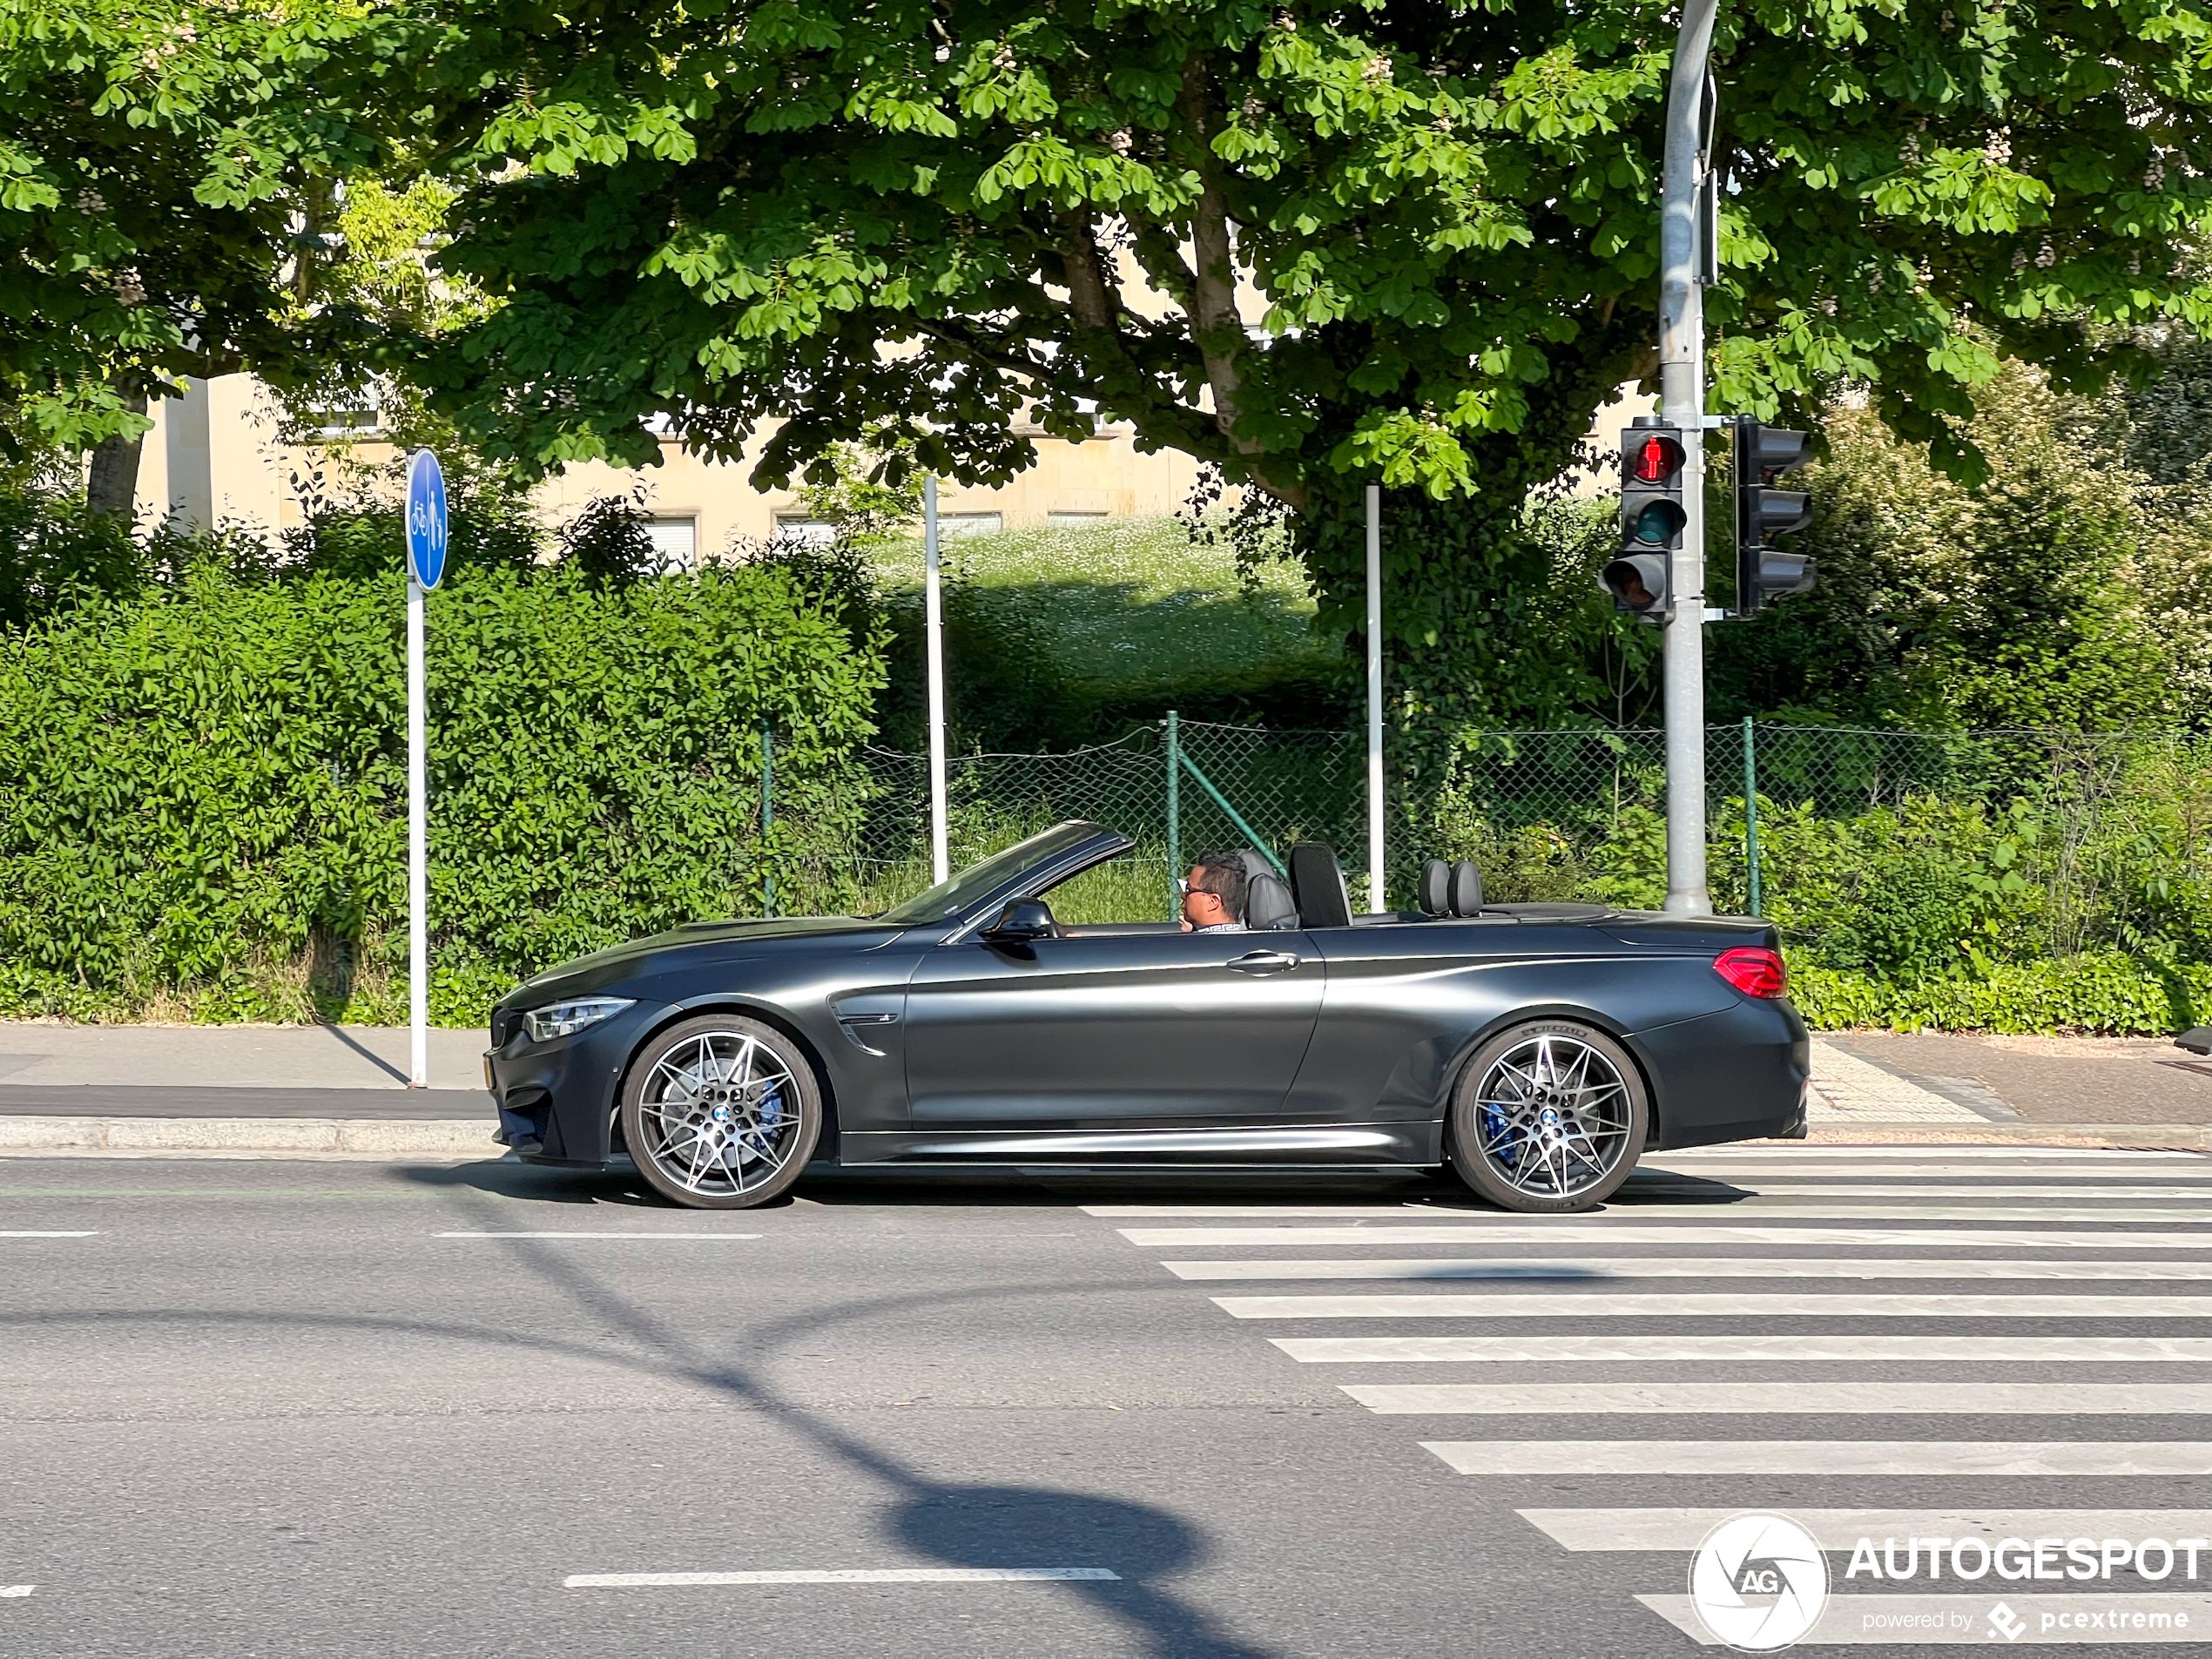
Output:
[876, 822, 1109, 924]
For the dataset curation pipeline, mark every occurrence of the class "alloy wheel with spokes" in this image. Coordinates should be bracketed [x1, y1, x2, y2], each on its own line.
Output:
[620, 1015, 823, 1209]
[1447, 1019, 1648, 1213]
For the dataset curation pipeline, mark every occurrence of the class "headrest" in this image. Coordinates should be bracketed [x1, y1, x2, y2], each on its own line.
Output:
[1419, 858, 1451, 916]
[1237, 850, 1300, 930]
[1287, 843, 1352, 928]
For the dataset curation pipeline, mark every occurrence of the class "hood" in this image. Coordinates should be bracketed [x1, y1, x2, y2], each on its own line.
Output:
[502, 914, 900, 1005]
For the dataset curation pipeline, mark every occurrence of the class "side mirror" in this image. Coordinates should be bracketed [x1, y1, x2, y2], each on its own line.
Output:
[981, 899, 1056, 945]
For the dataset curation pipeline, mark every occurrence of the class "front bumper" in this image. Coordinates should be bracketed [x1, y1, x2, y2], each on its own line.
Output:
[483, 999, 674, 1165]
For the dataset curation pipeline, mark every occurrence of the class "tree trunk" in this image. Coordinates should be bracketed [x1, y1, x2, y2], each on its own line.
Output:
[84, 386, 149, 520]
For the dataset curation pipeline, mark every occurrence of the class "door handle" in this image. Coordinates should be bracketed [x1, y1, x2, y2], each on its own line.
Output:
[1227, 949, 1300, 974]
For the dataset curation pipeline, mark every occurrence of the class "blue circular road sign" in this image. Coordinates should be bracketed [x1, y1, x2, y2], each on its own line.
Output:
[406, 449, 448, 590]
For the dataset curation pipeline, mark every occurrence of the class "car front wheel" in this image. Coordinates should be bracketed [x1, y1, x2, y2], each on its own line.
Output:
[620, 1015, 823, 1209]
[1447, 1019, 1648, 1214]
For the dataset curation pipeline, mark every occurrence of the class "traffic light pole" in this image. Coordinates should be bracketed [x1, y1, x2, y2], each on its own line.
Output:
[1658, 0, 1720, 915]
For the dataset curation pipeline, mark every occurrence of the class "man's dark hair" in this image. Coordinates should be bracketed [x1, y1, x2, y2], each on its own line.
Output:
[1190, 850, 1248, 923]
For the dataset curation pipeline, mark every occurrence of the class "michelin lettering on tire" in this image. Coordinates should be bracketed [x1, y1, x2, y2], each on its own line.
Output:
[1689, 1511, 1831, 1652]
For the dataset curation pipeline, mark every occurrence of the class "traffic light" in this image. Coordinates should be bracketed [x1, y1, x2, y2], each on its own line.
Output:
[1604, 416, 1686, 618]
[1733, 419, 1816, 617]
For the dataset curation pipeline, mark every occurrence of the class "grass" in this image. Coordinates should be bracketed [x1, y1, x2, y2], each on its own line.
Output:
[868, 517, 1338, 698]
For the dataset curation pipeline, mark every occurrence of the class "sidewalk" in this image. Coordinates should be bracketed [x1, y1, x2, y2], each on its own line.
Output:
[0, 1021, 2207, 1158]
[0, 1022, 496, 1158]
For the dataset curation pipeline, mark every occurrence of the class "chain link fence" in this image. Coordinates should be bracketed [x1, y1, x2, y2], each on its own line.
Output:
[761, 719, 2212, 969]
[838, 718, 1368, 921]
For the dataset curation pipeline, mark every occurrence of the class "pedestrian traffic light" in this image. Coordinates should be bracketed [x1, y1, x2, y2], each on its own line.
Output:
[1604, 416, 1686, 618]
[1733, 419, 1816, 617]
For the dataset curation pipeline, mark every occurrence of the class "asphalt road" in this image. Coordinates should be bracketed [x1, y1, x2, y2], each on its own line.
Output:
[3, 1148, 2210, 1657]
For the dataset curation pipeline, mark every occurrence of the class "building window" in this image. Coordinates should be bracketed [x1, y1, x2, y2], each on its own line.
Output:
[937, 512, 1003, 538]
[773, 516, 839, 545]
[645, 516, 698, 570]
[1046, 511, 1110, 527]
[310, 386, 382, 438]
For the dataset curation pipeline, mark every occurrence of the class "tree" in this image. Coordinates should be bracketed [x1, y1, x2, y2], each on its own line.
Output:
[383, 0, 2212, 759]
[0, 1, 392, 513]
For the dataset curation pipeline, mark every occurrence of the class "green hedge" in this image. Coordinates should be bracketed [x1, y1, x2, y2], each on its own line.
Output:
[0, 556, 886, 1024]
[1792, 955, 2212, 1035]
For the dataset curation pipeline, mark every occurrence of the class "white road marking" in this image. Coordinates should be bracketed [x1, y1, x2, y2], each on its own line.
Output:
[1123, 1224, 2212, 1248]
[1644, 1162, 2212, 1178]
[1421, 1440, 2212, 1476]
[0, 1231, 97, 1238]
[564, 1568, 1119, 1588]
[1521, 1508, 2212, 1551]
[1640, 1592, 2212, 1647]
[1670, 1146, 2203, 1159]
[1213, 1291, 2212, 1318]
[0, 1585, 31, 1597]
[1131, 1204, 2212, 1222]
[1345, 1381, 2212, 1414]
[434, 1231, 763, 1240]
[1163, 1256, 2212, 1282]
[1272, 1333, 2212, 1363]
[1633, 1184, 2212, 1199]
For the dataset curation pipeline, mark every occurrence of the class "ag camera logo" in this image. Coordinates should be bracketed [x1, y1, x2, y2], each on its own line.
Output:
[1689, 1512, 1831, 1651]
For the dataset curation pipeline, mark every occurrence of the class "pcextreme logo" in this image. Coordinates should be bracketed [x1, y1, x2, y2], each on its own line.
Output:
[1689, 1512, 1832, 1652]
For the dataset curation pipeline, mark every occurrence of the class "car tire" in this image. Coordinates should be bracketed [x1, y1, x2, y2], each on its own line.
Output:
[620, 1014, 824, 1210]
[1447, 1018, 1648, 1214]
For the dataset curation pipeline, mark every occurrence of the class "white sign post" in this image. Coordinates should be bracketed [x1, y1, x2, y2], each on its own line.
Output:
[1365, 485, 1385, 912]
[404, 450, 448, 1089]
[922, 475, 949, 886]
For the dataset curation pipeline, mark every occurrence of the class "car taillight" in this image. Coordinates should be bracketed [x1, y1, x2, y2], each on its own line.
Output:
[1714, 946, 1788, 999]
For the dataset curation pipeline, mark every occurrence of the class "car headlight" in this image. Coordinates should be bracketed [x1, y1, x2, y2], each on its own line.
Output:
[523, 997, 636, 1043]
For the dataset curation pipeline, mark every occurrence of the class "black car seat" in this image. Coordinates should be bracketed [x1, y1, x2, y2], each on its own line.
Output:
[1450, 860, 1484, 917]
[1286, 843, 1353, 928]
[1235, 850, 1301, 930]
[1419, 858, 1452, 916]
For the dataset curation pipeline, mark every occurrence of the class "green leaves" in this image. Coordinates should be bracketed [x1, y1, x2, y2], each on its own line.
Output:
[0, 537, 888, 1024]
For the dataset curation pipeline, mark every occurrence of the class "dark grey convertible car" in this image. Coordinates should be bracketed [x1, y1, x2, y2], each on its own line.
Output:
[486, 821, 1808, 1213]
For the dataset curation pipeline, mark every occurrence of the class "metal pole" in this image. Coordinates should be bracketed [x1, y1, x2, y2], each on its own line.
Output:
[760, 722, 776, 919]
[1365, 484, 1386, 912]
[923, 476, 949, 885]
[1742, 714, 1761, 917]
[1660, 0, 1720, 915]
[406, 574, 428, 1089]
[1164, 709, 1181, 918]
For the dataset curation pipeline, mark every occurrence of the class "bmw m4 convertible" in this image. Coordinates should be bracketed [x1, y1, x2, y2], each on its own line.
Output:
[485, 821, 1809, 1212]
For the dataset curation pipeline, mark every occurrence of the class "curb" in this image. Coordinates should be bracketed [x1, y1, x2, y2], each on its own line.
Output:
[1791, 1123, 2212, 1152]
[0, 1116, 499, 1159]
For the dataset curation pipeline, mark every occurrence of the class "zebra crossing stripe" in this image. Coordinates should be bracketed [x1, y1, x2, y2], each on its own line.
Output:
[1271, 1334, 2212, 1363]
[1518, 1508, 2212, 1552]
[1189, 1254, 2212, 1282]
[1211, 1291, 2212, 1318]
[1123, 1224, 2212, 1248]
[1136, 1204, 2212, 1223]
[1343, 1381, 2212, 1414]
[1162, 1256, 2212, 1282]
[1629, 1184, 2212, 1199]
[1662, 1147, 2201, 1159]
[1420, 1440, 2212, 1476]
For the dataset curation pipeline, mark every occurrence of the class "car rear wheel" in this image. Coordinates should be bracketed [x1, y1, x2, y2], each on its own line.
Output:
[1447, 1019, 1647, 1214]
[621, 1015, 823, 1209]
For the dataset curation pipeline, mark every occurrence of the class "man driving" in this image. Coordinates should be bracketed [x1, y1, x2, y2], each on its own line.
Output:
[1179, 850, 1249, 933]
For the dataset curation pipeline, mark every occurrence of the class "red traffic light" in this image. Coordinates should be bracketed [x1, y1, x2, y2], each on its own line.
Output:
[1629, 433, 1684, 484]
